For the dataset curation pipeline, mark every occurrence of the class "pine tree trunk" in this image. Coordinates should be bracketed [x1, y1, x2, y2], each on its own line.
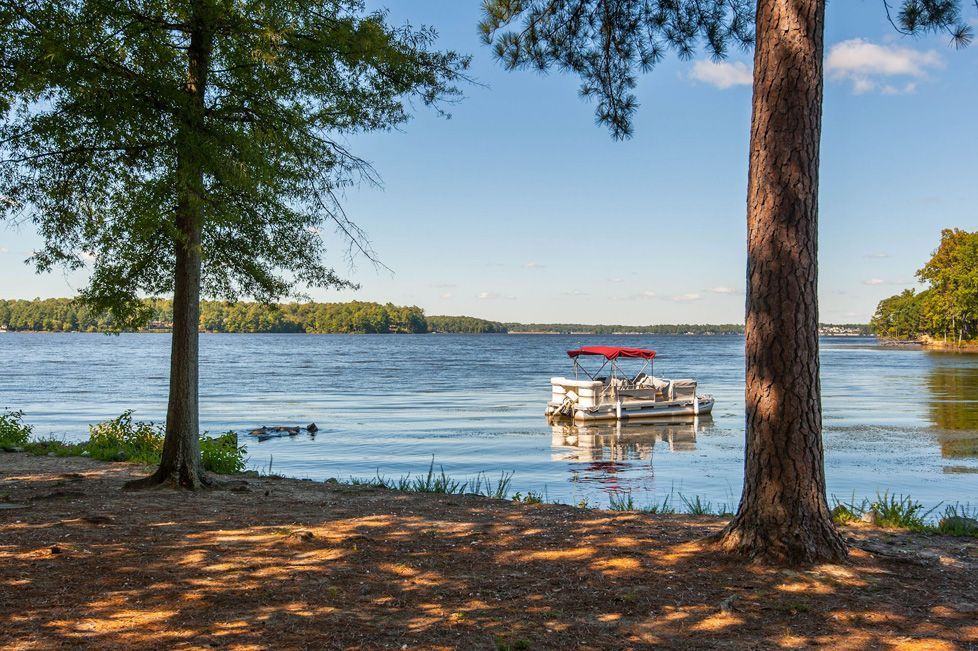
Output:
[714, 0, 847, 564]
[126, 2, 212, 490]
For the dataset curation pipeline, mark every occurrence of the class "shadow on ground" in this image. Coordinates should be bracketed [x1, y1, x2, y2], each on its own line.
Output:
[2, 454, 977, 650]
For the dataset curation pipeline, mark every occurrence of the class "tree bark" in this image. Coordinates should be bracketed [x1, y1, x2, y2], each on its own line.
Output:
[714, 0, 847, 564]
[126, 1, 212, 490]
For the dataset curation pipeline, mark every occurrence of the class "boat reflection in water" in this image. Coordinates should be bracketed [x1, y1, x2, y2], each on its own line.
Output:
[551, 416, 711, 461]
[550, 416, 713, 492]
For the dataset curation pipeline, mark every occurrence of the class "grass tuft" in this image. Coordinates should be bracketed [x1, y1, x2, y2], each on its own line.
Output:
[869, 491, 940, 529]
[642, 494, 677, 515]
[937, 503, 978, 536]
[608, 490, 636, 511]
[355, 458, 515, 498]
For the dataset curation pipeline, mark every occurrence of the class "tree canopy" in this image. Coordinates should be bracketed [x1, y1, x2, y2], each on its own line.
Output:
[0, 0, 468, 324]
[872, 229, 978, 343]
[480, 0, 754, 139]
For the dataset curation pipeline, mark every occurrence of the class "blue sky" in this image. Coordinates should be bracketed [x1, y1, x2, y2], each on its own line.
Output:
[2, 1, 977, 324]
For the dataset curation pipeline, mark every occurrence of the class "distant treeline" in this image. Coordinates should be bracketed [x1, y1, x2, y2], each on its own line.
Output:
[0, 298, 871, 336]
[504, 322, 870, 335]
[505, 322, 745, 335]
[0, 298, 507, 334]
[505, 323, 871, 335]
[426, 315, 508, 333]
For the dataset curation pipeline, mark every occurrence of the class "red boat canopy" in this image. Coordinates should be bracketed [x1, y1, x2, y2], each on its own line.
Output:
[567, 346, 656, 361]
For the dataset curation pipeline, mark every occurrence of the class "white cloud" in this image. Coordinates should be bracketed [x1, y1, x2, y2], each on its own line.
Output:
[826, 39, 942, 94]
[710, 286, 738, 295]
[690, 60, 753, 90]
[612, 289, 657, 302]
[863, 252, 889, 259]
[863, 278, 913, 287]
[671, 293, 703, 302]
[439, 292, 453, 299]
[305, 226, 322, 236]
[608, 277, 624, 284]
[477, 291, 514, 300]
[523, 261, 545, 269]
[78, 251, 97, 263]
[0, 246, 8, 254]
[561, 289, 587, 296]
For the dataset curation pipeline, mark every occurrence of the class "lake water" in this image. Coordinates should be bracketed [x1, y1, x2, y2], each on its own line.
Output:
[2, 333, 977, 511]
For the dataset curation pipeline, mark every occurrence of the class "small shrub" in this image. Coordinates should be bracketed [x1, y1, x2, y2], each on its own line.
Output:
[201, 431, 247, 474]
[87, 410, 163, 463]
[937, 503, 978, 537]
[830, 493, 869, 524]
[0, 409, 32, 448]
[513, 490, 543, 505]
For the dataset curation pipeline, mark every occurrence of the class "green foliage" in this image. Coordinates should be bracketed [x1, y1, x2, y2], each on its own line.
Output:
[0, 298, 431, 334]
[887, 1, 975, 47]
[4, 409, 246, 474]
[937, 503, 978, 536]
[0, 409, 32, 448]
[870, 289, 926, 339]
[494, 637, 532, 651]
[869, 491, 939, 529]
[830, 494, 871, 525]
[679, 494, 731, 517]
[87, 411, 165, 463]
[427, 315, 507, 334]
[351, 462, 515, 498]
[470, 471, 514, 499]
[832, 491, 940, 530]
[201, 432, 247, 474]
[0, 1, 468, 325]
[642, 494, 677, 515]
[872, 229, 978, 342]
[608, 490, 636, 511]
[512, 490, 544, 505]
[480, 0, 754, 139]
[201, 300, 429, 334]
[22, 438, 87, 457]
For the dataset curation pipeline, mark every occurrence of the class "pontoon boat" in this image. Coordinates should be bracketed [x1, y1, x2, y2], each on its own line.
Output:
[545, 346, 715, 422]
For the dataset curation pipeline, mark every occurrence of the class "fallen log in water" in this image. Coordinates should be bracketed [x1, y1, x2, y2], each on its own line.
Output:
[248, 423, 318, 441]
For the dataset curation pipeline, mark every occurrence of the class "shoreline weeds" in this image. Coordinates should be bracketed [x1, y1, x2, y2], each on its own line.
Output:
[2, 453, 978, 649]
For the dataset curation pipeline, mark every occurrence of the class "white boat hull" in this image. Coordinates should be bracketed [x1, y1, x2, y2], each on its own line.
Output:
[559, 395, 714, 422]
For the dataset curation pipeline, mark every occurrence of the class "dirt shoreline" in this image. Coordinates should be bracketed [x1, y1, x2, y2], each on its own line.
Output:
[2, 454, 978, 650]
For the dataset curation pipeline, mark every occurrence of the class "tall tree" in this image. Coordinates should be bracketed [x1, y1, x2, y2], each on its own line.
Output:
[481, 0, 974, 563]
[0, 1, 467, 488]
[712, 0, 848, 562]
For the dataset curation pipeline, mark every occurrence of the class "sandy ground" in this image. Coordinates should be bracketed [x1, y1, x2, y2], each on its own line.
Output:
[2, 453, 977, 650]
